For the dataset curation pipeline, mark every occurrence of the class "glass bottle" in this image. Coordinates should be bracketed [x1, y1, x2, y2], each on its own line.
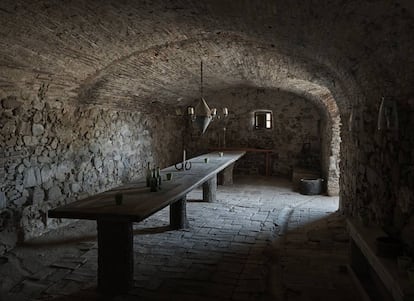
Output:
[150, 168, 158, 192]
[146, 162, 151, 187]
[157, 167, 162, 187]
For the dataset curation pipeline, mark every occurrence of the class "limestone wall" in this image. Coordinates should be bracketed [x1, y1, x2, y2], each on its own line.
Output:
[187, 88, 324, 178]
[0, 92, 183, 255]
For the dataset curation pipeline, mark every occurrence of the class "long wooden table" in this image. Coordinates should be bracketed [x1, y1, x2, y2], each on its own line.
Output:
[48, 151, 245, 295]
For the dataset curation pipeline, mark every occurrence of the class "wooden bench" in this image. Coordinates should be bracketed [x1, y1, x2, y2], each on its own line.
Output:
[48, 151, 245, 295]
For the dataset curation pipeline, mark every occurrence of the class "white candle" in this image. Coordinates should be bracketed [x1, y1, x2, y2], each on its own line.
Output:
[223, 107, 228, 116]
[183, 149, 186, 162]
[188, 107, 194, 115]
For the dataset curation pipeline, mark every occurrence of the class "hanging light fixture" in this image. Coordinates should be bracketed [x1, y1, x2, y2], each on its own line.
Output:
[377, 97, 399, 131]
[187, 61, 228, 134]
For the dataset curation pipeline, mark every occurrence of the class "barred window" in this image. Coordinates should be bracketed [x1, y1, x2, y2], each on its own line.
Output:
[254, 111, 272, 129]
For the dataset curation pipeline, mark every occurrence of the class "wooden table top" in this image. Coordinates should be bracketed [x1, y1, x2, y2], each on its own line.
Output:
[48, 151, 245, 222]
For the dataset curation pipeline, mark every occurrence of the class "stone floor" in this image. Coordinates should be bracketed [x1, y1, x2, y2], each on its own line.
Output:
[0, 176, 362, 301]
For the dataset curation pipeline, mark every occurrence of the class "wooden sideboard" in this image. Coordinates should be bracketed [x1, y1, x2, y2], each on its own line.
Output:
[209, 147, 273, 176]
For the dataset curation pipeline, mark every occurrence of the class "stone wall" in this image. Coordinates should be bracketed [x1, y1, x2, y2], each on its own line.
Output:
[0, 0, 412, 258]
[321, 114, 341, 196]
[0, 92, 183, 255]
[340, 98, 414, 254]
[187, 88, 323, 178]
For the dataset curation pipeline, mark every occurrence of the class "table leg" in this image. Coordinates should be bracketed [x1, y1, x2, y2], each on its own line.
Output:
[170, 196, 189, 229]
[97, 219, 133, 295]
[265, 152, 270, 176]
[219, 163, 235, 185]
[203, 175, 217, 202]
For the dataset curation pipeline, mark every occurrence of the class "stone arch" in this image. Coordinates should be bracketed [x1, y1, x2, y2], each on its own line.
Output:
[76, 32, 344, 196]
[278, 82, 341, 196]
[75, 32, 350, 108]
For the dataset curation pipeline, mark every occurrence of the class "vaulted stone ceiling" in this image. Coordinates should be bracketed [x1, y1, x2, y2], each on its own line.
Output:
[0, 0, 413, 112]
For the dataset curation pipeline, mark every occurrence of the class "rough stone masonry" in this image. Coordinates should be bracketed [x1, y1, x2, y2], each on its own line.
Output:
[0, 92, 183, 254]
[0, 0, 413, 259]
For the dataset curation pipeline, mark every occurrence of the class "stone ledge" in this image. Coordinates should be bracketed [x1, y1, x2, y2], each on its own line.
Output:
[347, 218, 414, 301]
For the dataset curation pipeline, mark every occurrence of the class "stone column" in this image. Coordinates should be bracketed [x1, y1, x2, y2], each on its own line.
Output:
[203, 175, 217, 202]
[170, 197, 189, 229]
[97, 219, 133, 295]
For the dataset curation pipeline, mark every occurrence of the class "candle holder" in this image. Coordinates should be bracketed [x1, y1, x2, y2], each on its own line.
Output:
[175, 161, 192, 171]
[176, 149, 191, 170]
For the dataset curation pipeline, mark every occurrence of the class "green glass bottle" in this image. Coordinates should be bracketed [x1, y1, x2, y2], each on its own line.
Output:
[150, 168, 158, 192]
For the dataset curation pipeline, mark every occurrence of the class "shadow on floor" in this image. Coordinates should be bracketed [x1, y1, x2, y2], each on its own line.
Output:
[18, 215, 361, 301]
[1, 176, 359, 301]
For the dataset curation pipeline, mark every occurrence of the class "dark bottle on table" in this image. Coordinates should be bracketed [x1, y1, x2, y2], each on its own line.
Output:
[146, 162, 151, 187]
[157, 167, 162, 187]
[150, 168, 158, 192]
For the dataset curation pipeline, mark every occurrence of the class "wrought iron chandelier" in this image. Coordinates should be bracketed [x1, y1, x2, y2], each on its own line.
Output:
[187, 61, 228, 134]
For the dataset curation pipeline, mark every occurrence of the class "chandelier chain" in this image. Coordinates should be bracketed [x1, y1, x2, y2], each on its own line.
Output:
[200, 61, 203, 99]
